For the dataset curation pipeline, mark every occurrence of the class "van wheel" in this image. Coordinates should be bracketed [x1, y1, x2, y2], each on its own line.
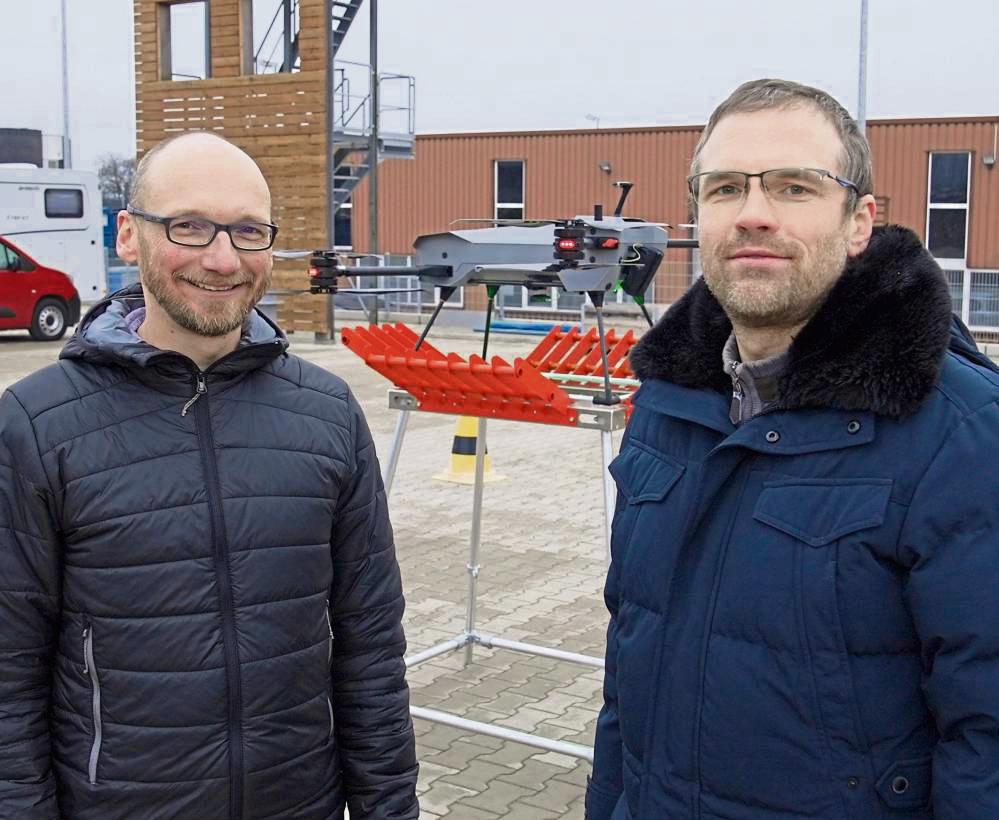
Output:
[30, 299, 68, 341]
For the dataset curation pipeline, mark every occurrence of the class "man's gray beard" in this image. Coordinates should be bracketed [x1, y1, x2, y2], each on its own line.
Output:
[702, 232, 849, 330]
[138, 244, 270, 338]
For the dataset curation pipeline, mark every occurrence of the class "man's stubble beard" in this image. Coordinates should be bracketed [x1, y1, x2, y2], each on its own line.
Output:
[701, 229, 850, 330]
[138, 237, 272, 338]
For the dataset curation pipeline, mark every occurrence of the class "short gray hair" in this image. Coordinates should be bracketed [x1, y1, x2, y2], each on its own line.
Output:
[689, 78, 873, 216]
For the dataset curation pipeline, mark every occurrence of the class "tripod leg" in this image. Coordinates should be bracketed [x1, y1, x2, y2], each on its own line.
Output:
[381, 409, 410, 497]
[464, 416, 487, 666]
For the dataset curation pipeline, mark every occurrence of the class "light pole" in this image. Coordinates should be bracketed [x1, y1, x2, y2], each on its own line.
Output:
[60, 0, 72, 167]
[857, 0, 869, 133]
[585, 113, 601, 129]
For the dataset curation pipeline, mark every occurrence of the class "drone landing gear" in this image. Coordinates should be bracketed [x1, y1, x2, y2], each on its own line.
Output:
[634, 296, 654, 328]
[587, 290, 620, 407]
[481, 285, 499, 359]
[414, 286, 457, 351]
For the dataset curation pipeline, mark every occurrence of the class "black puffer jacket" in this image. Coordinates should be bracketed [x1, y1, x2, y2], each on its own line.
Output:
[0, 287, 419, 820]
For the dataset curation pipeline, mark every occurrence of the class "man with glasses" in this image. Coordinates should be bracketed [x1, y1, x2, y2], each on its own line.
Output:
[587, 79, 999, 819]
[0, 132, 419, 819]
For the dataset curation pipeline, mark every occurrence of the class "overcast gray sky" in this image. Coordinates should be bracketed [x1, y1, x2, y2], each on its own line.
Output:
[2, 0, 996, 171]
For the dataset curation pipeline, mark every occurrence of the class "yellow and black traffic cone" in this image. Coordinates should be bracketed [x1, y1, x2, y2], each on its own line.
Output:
[434, 416, 504, 485]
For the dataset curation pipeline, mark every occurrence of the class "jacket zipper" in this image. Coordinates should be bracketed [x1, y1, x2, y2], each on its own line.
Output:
[326, 601, 335, 738]
[82, 624, 103, 785]
[191, 374, 245, 820]
[728, 362, 744, 423]
[181, 373, 207, 416]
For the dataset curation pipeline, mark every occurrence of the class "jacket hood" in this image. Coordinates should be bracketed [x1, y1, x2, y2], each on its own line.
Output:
[61, 283, 289, 377]
[630, 224, 991, 419]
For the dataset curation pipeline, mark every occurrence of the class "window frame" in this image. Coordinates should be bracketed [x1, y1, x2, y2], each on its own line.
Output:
[241, 0, 301, 76]
[159, 0, 212, 82]
[44, 188, 84, 219]
[925, 151, 971, 263]
[494, 160, 525, 222]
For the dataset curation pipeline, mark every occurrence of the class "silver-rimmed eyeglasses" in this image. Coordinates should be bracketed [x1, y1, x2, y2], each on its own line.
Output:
[687, 167, 860, 207]
[127, 206, 278, 251]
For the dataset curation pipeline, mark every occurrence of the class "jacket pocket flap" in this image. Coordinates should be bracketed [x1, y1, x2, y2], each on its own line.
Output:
[875, 757, 932, 810]
[609, 443, 684, 504]
[753, 479, 893, 547]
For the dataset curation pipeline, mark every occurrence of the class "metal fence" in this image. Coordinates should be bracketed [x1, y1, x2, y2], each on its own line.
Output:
[943, 268, 999, 334]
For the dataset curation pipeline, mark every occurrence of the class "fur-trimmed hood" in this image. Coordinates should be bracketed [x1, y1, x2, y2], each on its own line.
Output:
[630, 224, 973, 419]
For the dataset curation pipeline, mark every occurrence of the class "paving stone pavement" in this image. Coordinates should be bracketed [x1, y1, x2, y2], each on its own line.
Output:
[0, 325, 614, 819]
[8, 322, 999, 819]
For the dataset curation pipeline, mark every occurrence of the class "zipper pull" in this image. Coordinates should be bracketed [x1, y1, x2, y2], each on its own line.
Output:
[82, 626, 90, 674]
[729, 363, 744, 424]
[181, 374, 208, 417]
[326, 600, 334, 663]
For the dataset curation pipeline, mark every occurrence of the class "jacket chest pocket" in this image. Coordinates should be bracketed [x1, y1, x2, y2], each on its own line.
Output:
[608, 442, 686, 598]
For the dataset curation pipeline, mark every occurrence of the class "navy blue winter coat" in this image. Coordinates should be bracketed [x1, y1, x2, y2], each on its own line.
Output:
[0, 287, 418, 819]
[586, 226, 999, 819]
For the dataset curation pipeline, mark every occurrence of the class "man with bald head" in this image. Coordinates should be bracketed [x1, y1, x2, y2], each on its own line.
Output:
[0, 132, 419, 819]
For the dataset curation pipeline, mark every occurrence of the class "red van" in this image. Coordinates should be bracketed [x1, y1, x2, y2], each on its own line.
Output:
[0, 236, 81, 340]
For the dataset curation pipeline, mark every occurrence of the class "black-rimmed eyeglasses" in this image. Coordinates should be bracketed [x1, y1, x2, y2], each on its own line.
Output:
[687, 167, 860, 207]
[127, 206, 278, 251]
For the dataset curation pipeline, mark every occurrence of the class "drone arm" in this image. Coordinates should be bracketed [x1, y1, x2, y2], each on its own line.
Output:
[334, 265, 452, 277]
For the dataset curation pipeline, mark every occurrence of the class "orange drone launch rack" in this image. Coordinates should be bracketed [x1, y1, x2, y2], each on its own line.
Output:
[341, 323, 639, 426]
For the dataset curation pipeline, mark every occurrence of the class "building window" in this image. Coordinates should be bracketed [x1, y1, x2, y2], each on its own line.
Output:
[334, 201, 352, 249]
[494, 160, 524, 221]
[926, 152, 970, 261]
[242, 0, 300, 75]
[159, 1, 210, 81]
[44, 189, 84, 219]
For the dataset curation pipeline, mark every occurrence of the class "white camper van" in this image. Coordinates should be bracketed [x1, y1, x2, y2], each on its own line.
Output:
[0, 168, 106, 300]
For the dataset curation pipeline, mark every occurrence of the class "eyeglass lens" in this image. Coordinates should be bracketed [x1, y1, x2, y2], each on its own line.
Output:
[694, 168, 831, 205]
[167, 217, 274, 250]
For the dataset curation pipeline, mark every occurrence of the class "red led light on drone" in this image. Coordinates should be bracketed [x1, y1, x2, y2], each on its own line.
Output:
[557, 238, 581, 251]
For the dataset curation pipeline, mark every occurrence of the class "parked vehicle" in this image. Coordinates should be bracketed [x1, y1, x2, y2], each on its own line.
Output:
[0, 236, 81, 340]
[0, 167, 106, 299]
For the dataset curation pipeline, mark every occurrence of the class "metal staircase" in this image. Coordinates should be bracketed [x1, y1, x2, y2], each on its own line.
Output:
[331, 0, 363, 51]
[330, 59, 415, 211]
[252, 0, 415, 215]
[328, 1, 415, 214]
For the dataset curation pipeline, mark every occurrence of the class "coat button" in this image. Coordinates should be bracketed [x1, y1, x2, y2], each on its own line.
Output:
[847, 420, 862, 434]
[765, 430, 780, 443]
[847, 776, 860, 789]
[891, 776, 910, 794]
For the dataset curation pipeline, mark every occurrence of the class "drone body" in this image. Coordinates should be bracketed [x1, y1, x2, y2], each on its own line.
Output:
[307, 182, 697, 401]
[413, 216, 668, 295]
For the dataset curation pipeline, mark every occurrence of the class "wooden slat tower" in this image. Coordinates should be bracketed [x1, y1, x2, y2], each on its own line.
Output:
[133, 0, 360, 334]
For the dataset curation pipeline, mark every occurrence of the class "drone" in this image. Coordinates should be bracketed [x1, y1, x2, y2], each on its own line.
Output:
[307, 181, 697, 405]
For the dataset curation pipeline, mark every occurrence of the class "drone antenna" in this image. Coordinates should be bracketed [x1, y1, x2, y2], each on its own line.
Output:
[414, 286, 457, 351]
[612, 181, 634, 217]
[594, 204, 603, 221]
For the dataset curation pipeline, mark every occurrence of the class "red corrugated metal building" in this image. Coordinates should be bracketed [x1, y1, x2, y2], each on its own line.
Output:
[342, 116, 999, 329]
